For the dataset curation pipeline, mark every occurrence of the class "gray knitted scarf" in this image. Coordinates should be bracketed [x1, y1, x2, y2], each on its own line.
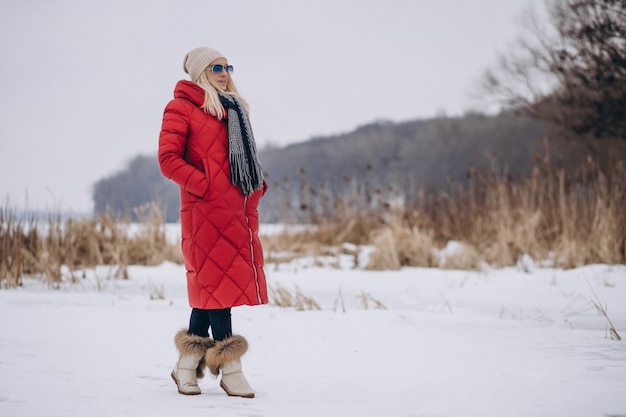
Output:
[218, 93, 264, 196]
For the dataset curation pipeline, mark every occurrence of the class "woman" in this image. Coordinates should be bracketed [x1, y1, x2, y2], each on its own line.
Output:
[158, 46, 268, 399]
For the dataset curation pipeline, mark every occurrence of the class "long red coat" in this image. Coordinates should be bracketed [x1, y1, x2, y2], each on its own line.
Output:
[158, 80, 268, 309]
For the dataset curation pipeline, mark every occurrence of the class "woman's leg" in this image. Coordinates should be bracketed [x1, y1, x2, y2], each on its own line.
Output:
[188, 308, 211, 337]
[207, 308, 232, 341]
[188, 307, 232, 340]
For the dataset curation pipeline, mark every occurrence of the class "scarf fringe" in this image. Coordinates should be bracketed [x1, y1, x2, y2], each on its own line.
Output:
[229, 151, 262, 196]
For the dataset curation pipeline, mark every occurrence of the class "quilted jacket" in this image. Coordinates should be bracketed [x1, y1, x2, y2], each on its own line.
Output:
[158, 80, 268, 309]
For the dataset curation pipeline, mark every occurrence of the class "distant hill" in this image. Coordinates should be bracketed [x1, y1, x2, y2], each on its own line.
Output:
[261, 112, 550, 190]
[257, 112, 564, 221]
[94, 112, 579, 222]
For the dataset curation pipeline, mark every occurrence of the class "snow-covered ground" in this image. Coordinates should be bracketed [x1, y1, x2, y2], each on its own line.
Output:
[1, 241, 625, 417]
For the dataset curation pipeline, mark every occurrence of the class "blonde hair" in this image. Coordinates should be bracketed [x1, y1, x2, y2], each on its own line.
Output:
[195, 68, 249, 119]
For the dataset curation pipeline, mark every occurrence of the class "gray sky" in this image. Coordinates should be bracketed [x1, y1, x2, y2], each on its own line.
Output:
[0, 0, 543, 213]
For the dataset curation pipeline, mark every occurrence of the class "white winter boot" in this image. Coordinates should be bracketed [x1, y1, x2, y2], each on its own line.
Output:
[205, 334, 255, 398]
[171, 329, 215, 395]
[220, 359, 255, 398]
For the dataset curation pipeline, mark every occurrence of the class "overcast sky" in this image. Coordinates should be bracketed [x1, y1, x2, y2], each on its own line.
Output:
[0, 0, 544, 213]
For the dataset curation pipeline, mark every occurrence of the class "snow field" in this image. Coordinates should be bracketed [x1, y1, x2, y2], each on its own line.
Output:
[1, 254, 625, 417]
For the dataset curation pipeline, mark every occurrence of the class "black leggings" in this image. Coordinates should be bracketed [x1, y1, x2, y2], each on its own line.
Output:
[188, 308, 232, 341]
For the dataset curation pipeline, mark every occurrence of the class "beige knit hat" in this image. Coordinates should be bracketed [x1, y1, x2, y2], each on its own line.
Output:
[183, 47, 226, 83]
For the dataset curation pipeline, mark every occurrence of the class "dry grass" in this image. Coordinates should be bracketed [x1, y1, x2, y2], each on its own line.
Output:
[268, 282, 321, 310]
[268, 152, 625, 271]
[356, 291, 387, 310]
[260, 219, 368, 269]
[0, 203, 181, 288]
[366, 218, 438, 270]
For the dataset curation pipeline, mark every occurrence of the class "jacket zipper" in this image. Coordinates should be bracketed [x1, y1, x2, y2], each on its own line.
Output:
[244, 196, 262, 303]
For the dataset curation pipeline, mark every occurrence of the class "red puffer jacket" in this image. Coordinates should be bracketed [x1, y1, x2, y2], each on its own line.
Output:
[158, 80, 268, 309]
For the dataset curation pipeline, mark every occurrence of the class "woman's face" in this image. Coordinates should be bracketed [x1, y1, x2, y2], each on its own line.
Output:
[207, 58, 230, 91]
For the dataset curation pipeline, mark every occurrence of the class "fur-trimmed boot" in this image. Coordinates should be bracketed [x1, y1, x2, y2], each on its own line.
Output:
[171, 329, 215, 395]
[205, 335, 255, 398]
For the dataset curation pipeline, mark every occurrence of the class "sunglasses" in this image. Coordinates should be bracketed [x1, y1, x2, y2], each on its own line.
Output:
[209, 64, 234, 75]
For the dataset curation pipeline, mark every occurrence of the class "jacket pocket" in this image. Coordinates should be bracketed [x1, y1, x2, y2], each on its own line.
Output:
[201, 158, 213, 200]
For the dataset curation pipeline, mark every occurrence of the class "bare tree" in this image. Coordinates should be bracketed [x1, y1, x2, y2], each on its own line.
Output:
[483, 0, 626, 140]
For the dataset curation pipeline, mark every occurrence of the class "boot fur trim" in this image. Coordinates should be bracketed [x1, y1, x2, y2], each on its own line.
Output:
[174, 328, 215, 379]
[204, 334, 249, 377]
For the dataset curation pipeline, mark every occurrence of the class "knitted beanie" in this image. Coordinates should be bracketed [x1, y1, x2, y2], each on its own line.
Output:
[183, 47, 225, 83]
